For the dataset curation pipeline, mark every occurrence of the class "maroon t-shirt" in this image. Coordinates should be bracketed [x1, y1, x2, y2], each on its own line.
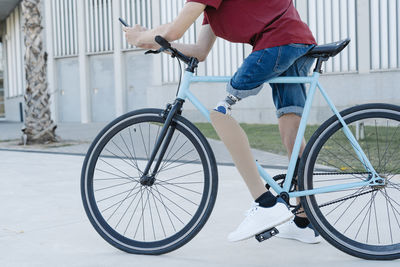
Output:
[186, 0, 316, 51]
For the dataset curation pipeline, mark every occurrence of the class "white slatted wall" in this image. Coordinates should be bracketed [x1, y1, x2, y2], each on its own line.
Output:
[85, 0, 114, 54]
[370, 0, 400, 70]
[52, 0, 78, 57]
[5, 6, 24, 98]
[307, 0, 357, 73]
[121, 0, 153, 50]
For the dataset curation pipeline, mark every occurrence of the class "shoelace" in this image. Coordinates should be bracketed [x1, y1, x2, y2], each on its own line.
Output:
[244, 202, 260, 217]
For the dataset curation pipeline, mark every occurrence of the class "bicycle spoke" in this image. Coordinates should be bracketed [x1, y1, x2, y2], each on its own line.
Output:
[152, 185, 184, 226]
[119, 132, 143, 175]
[375, 120, 382, 169]
[97, 188, 138, 203]
[382, 188, 394, 243]
[154, 184, 195, 215]
[149, 187, 167, 238]
[366, 191, 377, 243]
[133, 187, 149, 240]
[101, 185, 141, 213]
[95, 180, 137, 192]
[158, 148, 196, 172]
[147, 188, 156, 240]
[116, 185, 143, 230]
[380, 124, 400, 173]
[323, 186, 367, 217]
[330, 136, 367, 167]
[373, 193, 381, 243]
[103, 146, 139, 172]
[158, 139, 188, 173]
[317, 157, 366, 181]
[94, 177, 135, 181]
[128, 127, 141, 174]
[122, 186, 144, 234]
[98, 158, 141, 183]
[105, 184, 141, 221]
[158, 133, 181, 172]
[139, 124, 149, 160]
[95, 167, 139, 182]
[155, 180, 203, 195]
[119, 132, 142, 172]
[159, 170, 203, 183]
[157, 158, 200, 174]
[343, 193, 376, 234]
[355, 191, 377, 240]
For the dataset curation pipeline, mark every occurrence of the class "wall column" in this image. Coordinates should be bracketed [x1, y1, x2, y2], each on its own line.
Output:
[77, 0, 91, 123]
[356, 0, 371, 74]
[113, 0, 125, 116]
[43, 0, 57, 122]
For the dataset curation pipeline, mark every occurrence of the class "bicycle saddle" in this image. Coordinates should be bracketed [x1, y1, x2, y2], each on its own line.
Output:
[306, 38, 351, 58]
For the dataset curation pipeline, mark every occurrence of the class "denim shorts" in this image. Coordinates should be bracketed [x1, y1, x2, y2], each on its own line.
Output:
[227, 44, 315, 118]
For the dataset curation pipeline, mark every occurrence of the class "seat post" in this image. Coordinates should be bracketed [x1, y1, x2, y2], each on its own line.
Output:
[313, 56, 329, 74]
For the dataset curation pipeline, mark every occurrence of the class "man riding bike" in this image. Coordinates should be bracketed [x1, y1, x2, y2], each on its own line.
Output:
[123, 0, 321, 244]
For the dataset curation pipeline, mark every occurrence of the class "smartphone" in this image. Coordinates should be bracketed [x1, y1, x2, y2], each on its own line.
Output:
[119, 18, 130, 27]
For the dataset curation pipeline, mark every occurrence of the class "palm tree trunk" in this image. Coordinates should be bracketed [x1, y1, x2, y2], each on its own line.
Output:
[21, 0, 57, 144]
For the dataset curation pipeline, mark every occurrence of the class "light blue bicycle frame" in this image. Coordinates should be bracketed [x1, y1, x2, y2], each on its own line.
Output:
[175, 70, 384, 198]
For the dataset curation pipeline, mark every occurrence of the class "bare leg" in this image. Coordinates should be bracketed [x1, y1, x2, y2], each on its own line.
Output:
[278, 113, 307, 217]
[210, 111, 267, 199]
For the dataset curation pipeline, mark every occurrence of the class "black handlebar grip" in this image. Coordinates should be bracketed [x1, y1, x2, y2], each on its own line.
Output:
[155, 35, 171, 49]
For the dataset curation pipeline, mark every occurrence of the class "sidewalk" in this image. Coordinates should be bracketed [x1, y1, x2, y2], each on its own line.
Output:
[0, 121, 289, 169]
[1, 150, 395, 267]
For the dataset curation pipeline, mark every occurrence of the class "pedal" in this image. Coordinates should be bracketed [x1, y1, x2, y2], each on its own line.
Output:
[255, 227, 279, 242]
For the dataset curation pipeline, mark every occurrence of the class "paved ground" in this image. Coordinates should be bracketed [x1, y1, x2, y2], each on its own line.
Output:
[1, 150, 399, 267]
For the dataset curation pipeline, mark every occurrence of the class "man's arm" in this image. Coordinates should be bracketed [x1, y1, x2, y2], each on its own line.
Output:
[171, 24, 217, 62]
[124, 2, 206, 48]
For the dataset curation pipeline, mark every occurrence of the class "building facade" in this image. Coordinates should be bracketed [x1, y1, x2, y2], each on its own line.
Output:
[0, 0, 399, 124]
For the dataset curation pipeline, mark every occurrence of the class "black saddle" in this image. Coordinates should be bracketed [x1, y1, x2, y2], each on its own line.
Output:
[307, 38, 351, 58]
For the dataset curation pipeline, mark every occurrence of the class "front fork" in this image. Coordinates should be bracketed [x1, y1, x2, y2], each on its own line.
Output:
[140, 99, 184, 185]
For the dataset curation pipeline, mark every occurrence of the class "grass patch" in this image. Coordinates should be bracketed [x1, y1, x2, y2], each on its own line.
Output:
[195, 122, 400, 173]
[194, 122, 320, 155]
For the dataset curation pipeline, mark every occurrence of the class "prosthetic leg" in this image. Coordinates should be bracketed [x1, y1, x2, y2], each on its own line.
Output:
[210, 97, 266, 200]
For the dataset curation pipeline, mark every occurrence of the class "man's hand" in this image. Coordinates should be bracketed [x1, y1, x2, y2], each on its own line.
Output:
[123, 25, 156, 49]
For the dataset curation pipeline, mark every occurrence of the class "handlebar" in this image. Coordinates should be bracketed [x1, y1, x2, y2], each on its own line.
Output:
[145, 35, 198, 71]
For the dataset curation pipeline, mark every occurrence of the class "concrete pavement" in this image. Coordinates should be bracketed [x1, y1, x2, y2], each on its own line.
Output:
[1, 150, 399, 267]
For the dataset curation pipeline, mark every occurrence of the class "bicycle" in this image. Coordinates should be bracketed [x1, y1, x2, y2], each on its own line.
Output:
[81, 36, 400, 260]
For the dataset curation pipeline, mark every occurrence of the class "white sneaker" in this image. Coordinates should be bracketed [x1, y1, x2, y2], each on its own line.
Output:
[276, 220, 322, 244]
[228, 199, 294, 242]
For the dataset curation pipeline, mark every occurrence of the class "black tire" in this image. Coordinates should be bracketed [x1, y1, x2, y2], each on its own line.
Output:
[299, 103, 400, 260]
[81, 108, 218, 255]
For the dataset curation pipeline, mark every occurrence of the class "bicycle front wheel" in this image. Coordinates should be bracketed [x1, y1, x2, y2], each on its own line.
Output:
[299, 103, 400, 260]
[81, 109, 218, 255]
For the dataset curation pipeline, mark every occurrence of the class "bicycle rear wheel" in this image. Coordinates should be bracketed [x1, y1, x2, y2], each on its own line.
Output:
[299, 103, 400, 260]
[81, 109, 218, 254]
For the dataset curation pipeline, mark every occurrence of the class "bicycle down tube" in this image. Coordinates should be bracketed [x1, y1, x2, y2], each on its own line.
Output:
[175, 70, 382, 197]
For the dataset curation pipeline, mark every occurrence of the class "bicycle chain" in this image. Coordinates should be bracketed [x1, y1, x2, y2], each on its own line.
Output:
[273, 171, 374, 215]
[293, 188, 379, 215]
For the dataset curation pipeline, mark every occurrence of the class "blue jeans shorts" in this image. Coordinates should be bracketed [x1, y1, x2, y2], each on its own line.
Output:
[227, 44, 315, 118]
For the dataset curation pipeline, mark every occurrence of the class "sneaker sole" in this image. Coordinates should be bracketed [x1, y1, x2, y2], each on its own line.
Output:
[228, 213, 294, 242]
